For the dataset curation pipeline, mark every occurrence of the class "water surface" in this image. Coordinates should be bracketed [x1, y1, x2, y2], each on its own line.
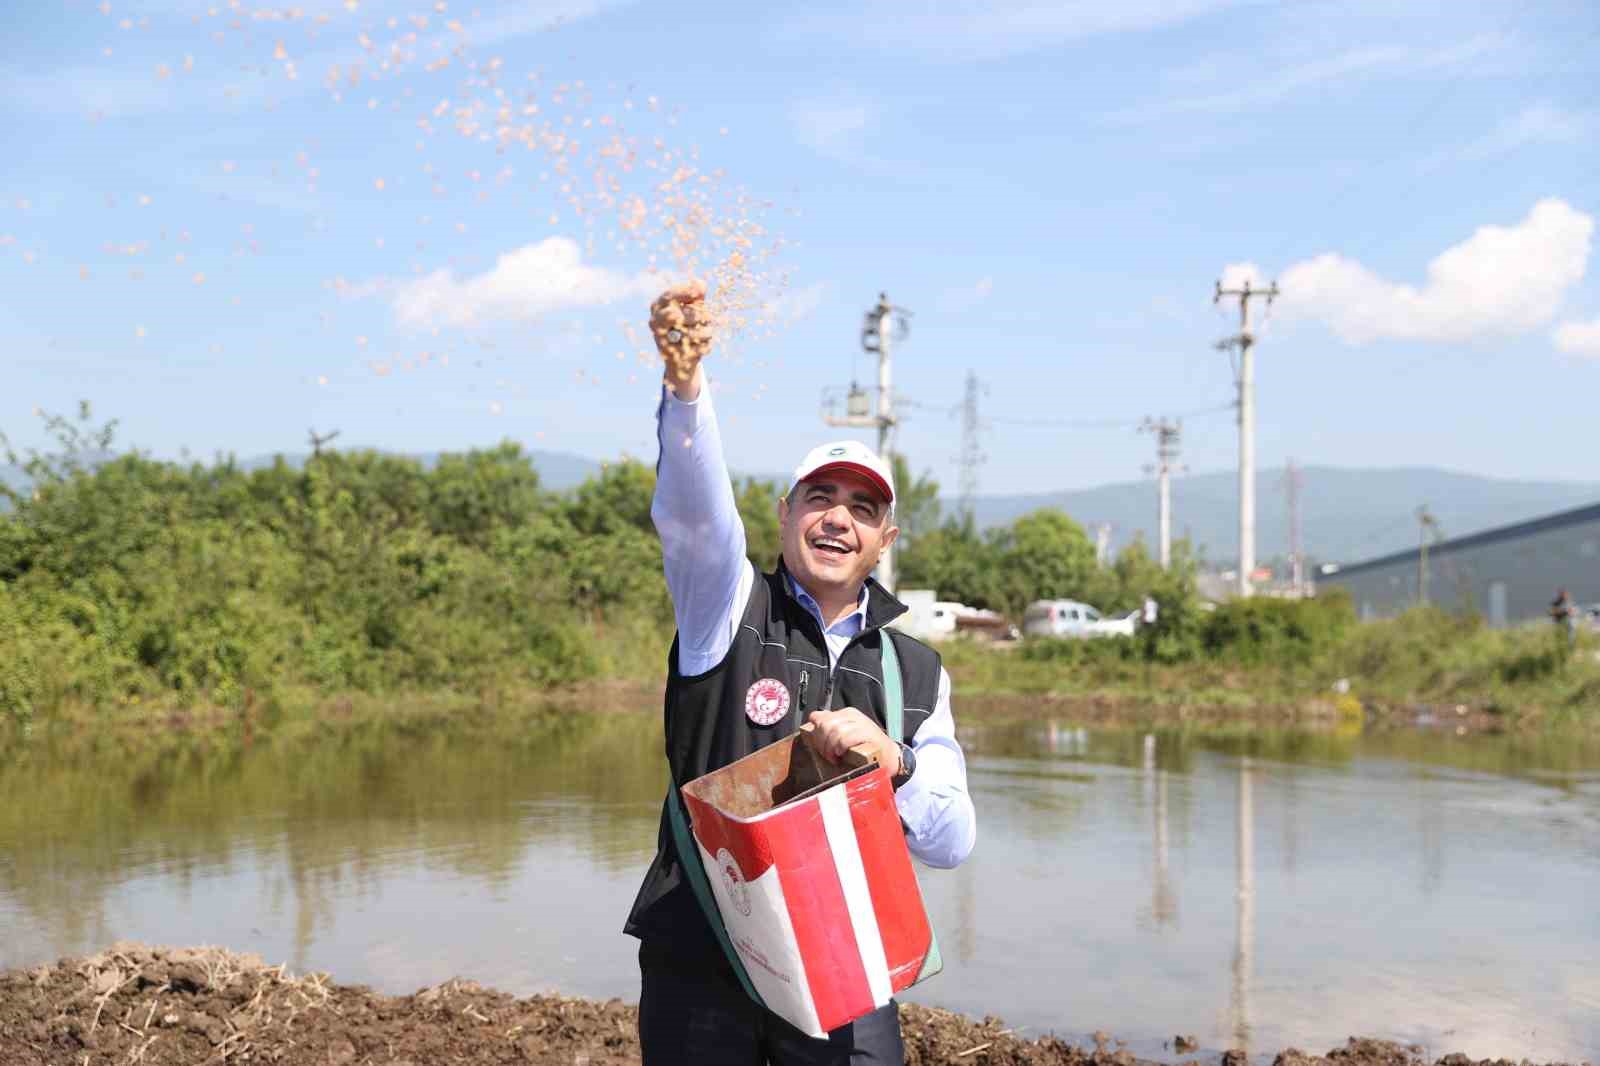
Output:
[2, 710, 1596, 1062]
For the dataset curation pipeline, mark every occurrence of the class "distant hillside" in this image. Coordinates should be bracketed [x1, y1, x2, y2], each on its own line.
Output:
[11, 450, 1596, 567]
[2, 446, 758, 499]
[237, 448, 608, 491]
[958, 467, 1600, 566]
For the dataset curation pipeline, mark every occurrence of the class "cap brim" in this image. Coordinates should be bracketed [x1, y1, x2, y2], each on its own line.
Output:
[793, 461, 894, 506]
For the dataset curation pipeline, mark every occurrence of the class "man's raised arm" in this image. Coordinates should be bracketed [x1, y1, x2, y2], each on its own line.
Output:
[649, 282, 753, 677]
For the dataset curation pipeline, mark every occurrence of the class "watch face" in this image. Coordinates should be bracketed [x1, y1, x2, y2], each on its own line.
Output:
[893, 741, 916, 786]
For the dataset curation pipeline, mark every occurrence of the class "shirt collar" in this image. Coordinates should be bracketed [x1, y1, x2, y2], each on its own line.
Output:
[784, 571, 868, 638]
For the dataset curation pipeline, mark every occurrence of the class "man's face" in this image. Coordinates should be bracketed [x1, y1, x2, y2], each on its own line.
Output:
[778, 469, 899, 604]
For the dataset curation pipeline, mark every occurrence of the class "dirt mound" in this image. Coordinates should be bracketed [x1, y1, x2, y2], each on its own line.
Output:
[0, 945, 1585, 1066]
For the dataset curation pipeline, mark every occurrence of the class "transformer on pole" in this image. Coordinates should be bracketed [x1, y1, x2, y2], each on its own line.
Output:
[823, 293, 910, 592]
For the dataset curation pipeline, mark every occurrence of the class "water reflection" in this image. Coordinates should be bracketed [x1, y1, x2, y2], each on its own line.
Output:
[0, 712, 667, 982]
[4, 712, 1599, 1062]
[1139, 735, 1178, 933]
[1232, 757, 1254, 1053]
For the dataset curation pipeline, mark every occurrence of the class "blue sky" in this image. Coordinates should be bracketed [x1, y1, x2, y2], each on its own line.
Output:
[3, 0, 1597, 495]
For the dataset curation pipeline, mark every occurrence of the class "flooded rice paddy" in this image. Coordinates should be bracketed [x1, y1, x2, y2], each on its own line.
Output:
[2, 707, 1597, 1063]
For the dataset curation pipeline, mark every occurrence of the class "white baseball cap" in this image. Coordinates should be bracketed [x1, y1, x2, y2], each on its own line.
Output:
[789, 440, 896, 507]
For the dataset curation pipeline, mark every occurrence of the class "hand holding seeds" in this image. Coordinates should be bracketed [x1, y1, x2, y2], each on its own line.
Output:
[650, 280, 713, 392]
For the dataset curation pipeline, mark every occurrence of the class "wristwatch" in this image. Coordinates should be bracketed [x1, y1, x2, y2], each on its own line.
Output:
[890, 740, 916, 790]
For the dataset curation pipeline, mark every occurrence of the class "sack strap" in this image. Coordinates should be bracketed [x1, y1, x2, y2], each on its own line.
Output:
[665, 788, 762, 1004]
[881, 629, 905, 743]
[880, 630, 944, 985]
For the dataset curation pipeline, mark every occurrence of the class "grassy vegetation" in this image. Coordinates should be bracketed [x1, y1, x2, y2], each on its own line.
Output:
[941, 604, 1600, 730]
[3, 405, 1594, 749]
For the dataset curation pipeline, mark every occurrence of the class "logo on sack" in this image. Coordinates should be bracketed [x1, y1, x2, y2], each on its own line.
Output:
[716, 847, 752, 916]
[744, 678, 790, 726]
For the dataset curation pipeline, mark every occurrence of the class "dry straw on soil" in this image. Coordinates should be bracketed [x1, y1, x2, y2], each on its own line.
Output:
[0, 944, 1586, 1066]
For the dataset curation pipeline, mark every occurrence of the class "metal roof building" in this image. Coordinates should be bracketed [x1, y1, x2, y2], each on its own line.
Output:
[1316, 501, 1600, 626]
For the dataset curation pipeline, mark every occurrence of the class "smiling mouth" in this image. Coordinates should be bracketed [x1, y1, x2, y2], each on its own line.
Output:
[811, 538, 852, 557]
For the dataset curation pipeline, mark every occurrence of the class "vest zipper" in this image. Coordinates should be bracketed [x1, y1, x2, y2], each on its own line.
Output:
[820, 628, 878, 712]
[796, 669, 810, 712]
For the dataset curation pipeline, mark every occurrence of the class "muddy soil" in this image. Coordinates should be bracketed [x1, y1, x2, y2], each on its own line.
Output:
[0, 945, 1582, 1066]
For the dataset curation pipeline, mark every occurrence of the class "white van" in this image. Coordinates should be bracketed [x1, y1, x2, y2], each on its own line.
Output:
[890, 590, 964, 642]
[1022, 599, 1136, 639]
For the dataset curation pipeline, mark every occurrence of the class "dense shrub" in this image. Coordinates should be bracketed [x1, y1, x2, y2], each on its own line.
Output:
[1200, 591, 1356, 664]
[0, 409, 721, 723]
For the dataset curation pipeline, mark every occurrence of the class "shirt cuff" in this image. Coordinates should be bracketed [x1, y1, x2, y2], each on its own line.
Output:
[658, 380, 715, 440]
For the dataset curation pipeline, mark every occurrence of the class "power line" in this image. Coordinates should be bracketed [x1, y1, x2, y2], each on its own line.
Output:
[982, 401, 1235, 430]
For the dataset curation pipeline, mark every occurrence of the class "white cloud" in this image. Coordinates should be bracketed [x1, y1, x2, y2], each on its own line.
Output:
[789, 96, 873, 158]
[0, 64, 174, 120]
[1104, 35, 1503, 125]
[1263, 198, 1593, 344]
[391, 237, 660, 328]
[1553, 317, 1600, 359]
[764, 281, 832, 324]
[781, 0, 1248, 61]
[1457, 102, 1591, 162]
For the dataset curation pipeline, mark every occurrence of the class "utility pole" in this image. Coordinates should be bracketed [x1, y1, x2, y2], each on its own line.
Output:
[1093, 523, 1113, 568]
[1215, 277, 1279, 598]
[1416, 505, 1439, 606]
[1140, 417, 1182, 569]
[307, 428, 340, 457]
[824, 293, 908, 591]
[958, 370, 986, 525]
[1283, 460, 1304, 596]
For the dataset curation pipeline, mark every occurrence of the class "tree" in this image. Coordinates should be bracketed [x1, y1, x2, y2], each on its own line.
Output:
[990, 509, 1099, 618]
[427, 442, 545, 544]
[562, 459, 655, 536]
[897, 515, 1003, 610]
[735, 477, 783, 569]
[889, 453, 941, 547]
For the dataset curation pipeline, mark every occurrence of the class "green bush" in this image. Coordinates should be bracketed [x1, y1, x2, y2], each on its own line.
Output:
[0, 407, 681, 723]
[1201, 592, 1356, 665]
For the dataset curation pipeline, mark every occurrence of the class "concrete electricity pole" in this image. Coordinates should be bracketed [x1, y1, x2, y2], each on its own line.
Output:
[1140, 417, 1182, 569]
[1416, 505, 1439, 606]
[1215, 278, 1279, 598]
[307, 428, 341, 457]
[1283, 460, 1304, 596]
[1093, 523, 1113, 568]
[825, 293, 907, 592]
[957, 370, 986, 525]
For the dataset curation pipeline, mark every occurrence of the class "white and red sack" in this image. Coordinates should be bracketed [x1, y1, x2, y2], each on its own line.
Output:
[679, 735, 939, 1038]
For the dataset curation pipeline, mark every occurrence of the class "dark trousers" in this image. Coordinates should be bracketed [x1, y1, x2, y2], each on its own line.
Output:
[638, 942, 904, 1066]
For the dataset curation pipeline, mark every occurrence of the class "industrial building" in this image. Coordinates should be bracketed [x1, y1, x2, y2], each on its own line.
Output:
[1317, 501, 1600, 627]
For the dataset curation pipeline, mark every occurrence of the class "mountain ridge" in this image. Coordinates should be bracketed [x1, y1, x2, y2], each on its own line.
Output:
[7, 450, 1596, 566]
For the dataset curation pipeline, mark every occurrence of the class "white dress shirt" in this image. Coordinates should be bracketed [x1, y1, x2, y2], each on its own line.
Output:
[651, 382, 976, 869]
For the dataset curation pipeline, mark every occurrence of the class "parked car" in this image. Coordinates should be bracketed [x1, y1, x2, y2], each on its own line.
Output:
[1022, 600, 1137, 639]
[954, 608, 1021, 643]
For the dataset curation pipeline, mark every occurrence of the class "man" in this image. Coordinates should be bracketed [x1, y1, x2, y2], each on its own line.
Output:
[625, 281, 977, 1066]
[1551, 588, 1578, 652]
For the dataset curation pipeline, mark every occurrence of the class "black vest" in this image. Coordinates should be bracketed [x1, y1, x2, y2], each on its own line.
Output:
[624, 562, 943, 957]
